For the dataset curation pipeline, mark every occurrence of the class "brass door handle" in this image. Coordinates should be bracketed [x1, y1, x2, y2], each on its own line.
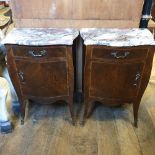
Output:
[133, 72, 141, 87]
[18, 71, 24, 82]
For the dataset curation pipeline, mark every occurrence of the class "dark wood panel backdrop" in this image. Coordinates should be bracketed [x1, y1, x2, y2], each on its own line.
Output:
[10, 0, 144, 28]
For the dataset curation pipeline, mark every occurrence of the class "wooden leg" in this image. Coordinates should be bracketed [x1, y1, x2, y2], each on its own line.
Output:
[67, 97, 75, 125]
[20, 99, 29, 125]
[81, 98, 91, 126]
[86, 101, 94, 118]
[133, 100, 141, 128]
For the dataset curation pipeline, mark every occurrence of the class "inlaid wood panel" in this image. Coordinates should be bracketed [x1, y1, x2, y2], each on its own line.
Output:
[15, 60, 69, 98]
[12, 46, 66, 58]
[90, 62, 144, 100]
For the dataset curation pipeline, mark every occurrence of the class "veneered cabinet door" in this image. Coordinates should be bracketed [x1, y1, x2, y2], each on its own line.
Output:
[89, 61, 144, 100]
[15, 60, 69, 98]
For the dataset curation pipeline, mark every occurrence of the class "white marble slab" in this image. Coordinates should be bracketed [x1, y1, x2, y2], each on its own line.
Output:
[80, 28, 155, 47]
[2, 28, 79, 46]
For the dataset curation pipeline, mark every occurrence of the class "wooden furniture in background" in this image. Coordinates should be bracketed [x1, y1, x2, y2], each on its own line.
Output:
[81, 28, 155, 127]
[10, 0, 144, 28]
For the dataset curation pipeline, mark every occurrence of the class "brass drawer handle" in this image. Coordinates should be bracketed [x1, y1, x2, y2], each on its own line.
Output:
[28, 50, 47, 57]
[111, 52, 130, 59]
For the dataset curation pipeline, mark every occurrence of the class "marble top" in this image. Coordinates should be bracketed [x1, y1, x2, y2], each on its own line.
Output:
[80, 28, 155, 47]
[2, 28, 79, 46]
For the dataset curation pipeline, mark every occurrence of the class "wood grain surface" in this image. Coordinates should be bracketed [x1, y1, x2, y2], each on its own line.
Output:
[12, 19, 141, 28]
[0, 83, 155, 155]
[10, 0, 144, 28]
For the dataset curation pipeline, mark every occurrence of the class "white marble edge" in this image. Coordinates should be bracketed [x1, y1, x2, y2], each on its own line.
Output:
[2, 28, 79, 46]
[80, 28, 155, 47]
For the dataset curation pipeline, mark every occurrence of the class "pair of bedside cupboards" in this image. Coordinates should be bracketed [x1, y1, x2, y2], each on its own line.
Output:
[3, 28, 155, 127]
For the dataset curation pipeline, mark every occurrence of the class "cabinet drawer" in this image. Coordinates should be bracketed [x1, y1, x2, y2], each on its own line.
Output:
[12, 46, 66, 58]
[92, 47, 148, 61]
